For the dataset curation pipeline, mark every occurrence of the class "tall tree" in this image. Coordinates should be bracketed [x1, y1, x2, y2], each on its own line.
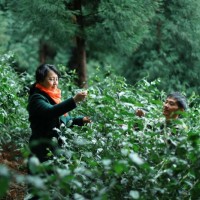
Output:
[7, 0, 159, 87]
[122, 0, 200, 95]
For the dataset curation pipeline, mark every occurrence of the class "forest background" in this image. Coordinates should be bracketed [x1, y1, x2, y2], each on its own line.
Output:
[1, 0, 200, 199]
[1, 0, 200, 94]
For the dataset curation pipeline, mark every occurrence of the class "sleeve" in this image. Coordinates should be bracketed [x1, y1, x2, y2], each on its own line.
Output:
[60, 115, 84, 127]
[28, 94, 76, 118]
[71, 116, 84, 126]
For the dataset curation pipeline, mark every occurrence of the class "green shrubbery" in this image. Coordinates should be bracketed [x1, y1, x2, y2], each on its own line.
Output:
[0, 53, 30, 146]
[27, 74, 200, 199]
[1, 55, 200, 199]
[0, 53, 31, 198]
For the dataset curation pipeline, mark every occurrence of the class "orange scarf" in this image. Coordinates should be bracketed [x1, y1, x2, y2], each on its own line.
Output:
[36, 83, 61, 104]
[35, 83, 68, 116]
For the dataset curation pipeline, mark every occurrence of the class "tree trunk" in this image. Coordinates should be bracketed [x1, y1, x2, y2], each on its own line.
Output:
[39, 40, 56, 64]
[76, 36, 87, 88]
[72, 0, 87, 88]
[156, 20, 161, 53]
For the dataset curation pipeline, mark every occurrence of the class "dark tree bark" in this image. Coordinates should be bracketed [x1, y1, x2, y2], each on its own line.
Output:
[156, 20, 161, 53]
[69, 0, 87, 88]
[39, 40, 56, 64]
[75, 36, 87, 88]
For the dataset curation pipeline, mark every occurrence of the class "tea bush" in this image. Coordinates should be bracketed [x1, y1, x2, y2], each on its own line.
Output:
[1, 56, 200, 199]
[0, 53, 30, 146]
[27, 73, 200, 199]
[0, 53, 31, 198]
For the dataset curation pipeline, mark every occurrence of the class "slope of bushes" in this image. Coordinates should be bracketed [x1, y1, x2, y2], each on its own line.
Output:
[0, 53, 30, 146]
[27, 74, 200, 199]
[0, 53, 30, 198]
[1, 55, 200, 199]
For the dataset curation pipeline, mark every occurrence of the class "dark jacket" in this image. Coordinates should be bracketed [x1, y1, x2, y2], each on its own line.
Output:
[27, 88, 83, 162]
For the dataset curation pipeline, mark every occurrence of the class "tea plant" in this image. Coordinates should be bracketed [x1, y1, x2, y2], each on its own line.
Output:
[0, 53, 30, 146]
[27, 74, 200, 199]
[1, 57, 200, 199]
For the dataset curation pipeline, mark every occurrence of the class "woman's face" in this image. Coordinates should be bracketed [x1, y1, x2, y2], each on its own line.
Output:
[163, 97, 182, 119]
[40, 70, 59, 91]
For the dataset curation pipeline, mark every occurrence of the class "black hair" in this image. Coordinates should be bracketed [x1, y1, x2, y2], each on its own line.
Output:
[35, 64, 60, 83]
[29, 64, 60, 95]
[167, 92, 188, 110]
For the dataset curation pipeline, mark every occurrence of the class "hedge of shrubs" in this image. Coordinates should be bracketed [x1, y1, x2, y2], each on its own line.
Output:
[1, 53, 200, 199]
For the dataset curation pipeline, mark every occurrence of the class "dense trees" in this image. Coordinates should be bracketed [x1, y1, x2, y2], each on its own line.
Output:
[2, 0, 159, 86]
[122, 0, 200, 95]
[1, 1, 200, 198]
[1, 55, 200, 198]
[1, 1, 200, 93]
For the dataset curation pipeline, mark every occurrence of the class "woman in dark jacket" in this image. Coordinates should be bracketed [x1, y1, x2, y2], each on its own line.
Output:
[27, 64, 90, 163]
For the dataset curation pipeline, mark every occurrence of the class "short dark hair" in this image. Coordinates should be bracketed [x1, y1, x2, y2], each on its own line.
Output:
[35, 64, 60, 83]
[167, 92, 187, 110]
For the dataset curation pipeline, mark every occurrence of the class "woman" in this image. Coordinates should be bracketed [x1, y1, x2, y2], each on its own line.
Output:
[27, 64, 91, 163]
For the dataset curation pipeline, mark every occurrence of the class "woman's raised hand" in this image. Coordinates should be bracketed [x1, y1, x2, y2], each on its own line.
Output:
[73, 91, 88, 103]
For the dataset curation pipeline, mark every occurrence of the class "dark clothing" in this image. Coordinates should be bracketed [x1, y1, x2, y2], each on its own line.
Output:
[27, 88, 84, 162]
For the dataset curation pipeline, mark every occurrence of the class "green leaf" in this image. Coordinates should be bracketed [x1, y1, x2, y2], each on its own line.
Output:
[129, 190, 140, 199]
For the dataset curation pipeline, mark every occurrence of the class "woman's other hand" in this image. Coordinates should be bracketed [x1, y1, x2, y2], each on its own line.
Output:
[83, 116, 92, 124]
[135, 109, 145, 117]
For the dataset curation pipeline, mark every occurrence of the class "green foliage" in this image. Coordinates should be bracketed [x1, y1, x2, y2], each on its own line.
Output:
[8, 0, 159, 51]
[1, 0, 200, 96]
[0, 53, 30, 146]
[0, 3, 39, 72]
[26, 71, 200, 199]
[87, 0, 160, 57]
[1, 57, 200, 199]
[2, 0, 160, 75]
[122, 0, 200, 96]
[0, 165, 10, 198]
